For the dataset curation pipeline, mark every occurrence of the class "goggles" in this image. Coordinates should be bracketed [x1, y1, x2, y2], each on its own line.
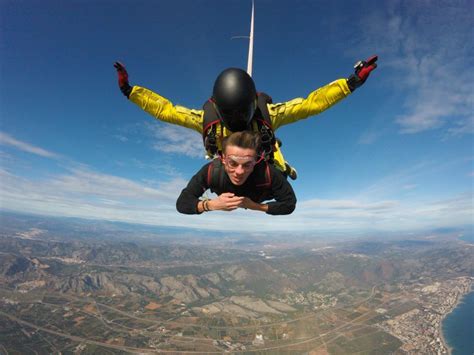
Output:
[223, 154, 264, 170]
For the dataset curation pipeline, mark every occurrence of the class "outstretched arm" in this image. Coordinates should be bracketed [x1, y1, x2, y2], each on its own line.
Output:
[113, 62, 203, 133]
[270, 55, 378, 130]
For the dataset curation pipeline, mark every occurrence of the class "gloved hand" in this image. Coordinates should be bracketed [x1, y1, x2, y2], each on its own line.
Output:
[347, 55, 378, 92]
[114, 61, 132, 98]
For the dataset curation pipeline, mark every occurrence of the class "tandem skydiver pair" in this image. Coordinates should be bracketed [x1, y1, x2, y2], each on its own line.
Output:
[114, 56, 378, 215]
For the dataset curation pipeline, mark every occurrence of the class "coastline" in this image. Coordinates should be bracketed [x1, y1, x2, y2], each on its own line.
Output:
[378, 276, 472, 354]
[439, 281, 472, 355]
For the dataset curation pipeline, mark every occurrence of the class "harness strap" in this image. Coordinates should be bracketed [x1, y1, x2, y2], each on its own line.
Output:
[202, 100, 220, 156]
[255, 162, 272, 188]
[207, 159, 225, 189]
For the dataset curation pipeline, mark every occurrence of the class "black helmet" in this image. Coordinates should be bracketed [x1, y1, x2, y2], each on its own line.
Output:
[212, 68, 257, 132]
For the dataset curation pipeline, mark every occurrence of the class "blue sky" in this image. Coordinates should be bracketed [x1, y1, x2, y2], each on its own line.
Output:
[1, 0, 472, 235]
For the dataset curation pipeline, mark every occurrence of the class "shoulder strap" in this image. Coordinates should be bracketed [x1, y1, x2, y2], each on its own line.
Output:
[202, 99, 220, 157]
[207, 159, 226, 191]
[254, 93, 276, 161]
[202, 99, 220, 134]
[256, 92, 273, 129]
[254, 161, 272, 188]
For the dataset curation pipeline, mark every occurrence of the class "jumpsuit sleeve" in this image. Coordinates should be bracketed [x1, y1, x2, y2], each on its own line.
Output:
[269, 79, 351, 130]
[129, 86, 204, 133]
[265, 168, 297, 215]
[176, 164, 210, 214]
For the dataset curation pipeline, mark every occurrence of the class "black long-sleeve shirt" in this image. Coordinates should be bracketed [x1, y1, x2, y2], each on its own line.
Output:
[176, 160, 296, 215]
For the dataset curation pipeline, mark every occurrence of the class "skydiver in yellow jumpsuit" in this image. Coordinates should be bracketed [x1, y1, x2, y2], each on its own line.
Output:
[114, 56, 377, 179]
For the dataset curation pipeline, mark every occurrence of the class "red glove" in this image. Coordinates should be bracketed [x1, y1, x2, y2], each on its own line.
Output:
[114, 62, 132, 98]
[347, 55, 378, 92]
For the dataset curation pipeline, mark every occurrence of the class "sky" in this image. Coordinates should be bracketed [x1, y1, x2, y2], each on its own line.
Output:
[0, 0, 472, 236]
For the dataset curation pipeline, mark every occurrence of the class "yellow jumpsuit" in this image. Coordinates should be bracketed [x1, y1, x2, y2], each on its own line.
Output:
[128, 79, 351, 173]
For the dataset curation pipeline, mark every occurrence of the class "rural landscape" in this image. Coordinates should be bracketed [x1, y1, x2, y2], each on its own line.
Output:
[0, 212, 472, 353]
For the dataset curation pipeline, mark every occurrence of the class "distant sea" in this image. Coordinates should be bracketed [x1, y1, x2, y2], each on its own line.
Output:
[442, 290, 474, 355]
[459, 234, 474, 243]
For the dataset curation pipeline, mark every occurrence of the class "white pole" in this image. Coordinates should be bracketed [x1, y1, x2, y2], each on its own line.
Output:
[247, 0, 255, 77]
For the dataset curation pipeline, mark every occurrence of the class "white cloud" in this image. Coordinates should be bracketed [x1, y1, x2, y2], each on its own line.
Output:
[353, 1, 473, 136]
[113, 158, 182, 178]
[0, 166, 190, 227]
[354, 161, 430, 199]
[146, 122, 204, 158]
[47, 167, 181, 200]
[298, 199, 399, 211]
[407, 193, 473, 225]
[446, 116, 474, 137]
[294, 192, 472, 232]
[353, 156, 472, 201]
[0, 132, 60, 159]
[1, 164, 471, 233]
[113, 121, 203, 158]
[0, 130, 471, 234]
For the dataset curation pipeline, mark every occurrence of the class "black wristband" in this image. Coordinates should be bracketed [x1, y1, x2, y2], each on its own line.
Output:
[347, 74, 363, 92]
[120, 83, 133, 98]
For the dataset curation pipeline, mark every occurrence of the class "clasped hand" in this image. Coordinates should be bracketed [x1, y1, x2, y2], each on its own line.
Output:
[212, 193, 253, 211]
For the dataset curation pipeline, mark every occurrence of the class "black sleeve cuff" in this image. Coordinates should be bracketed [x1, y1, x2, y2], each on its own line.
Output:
[120, 83, 133, 98]
[347, 75, 361, 92]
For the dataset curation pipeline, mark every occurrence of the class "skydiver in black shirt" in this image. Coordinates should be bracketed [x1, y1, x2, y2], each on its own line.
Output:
[176, 131, 296, 215]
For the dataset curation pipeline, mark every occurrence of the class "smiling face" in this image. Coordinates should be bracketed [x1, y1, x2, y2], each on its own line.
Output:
[222, 145, 257, 186]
